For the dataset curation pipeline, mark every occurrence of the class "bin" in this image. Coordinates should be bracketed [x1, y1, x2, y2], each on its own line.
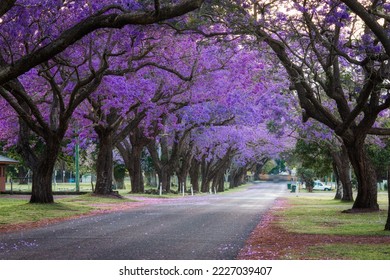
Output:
[291, 185, 296, 192]
[287, 183, 292, 190]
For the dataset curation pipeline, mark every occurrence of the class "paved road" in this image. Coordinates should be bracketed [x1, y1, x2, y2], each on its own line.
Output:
[0, 182, 287, 260]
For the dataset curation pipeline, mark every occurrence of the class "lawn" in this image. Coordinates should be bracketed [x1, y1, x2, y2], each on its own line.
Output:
[280, 193, 390, 259]
[277, 193, 390, 236]
[305, 244, 390, 260]
[239, 192, 390, 260]
[0, 193, 136, 231]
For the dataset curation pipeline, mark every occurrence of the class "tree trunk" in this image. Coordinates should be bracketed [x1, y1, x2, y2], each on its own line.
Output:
[200, 158, 210, 192]
[30, 146, 59, 203]
[253, 163, 262, 181]
[230, 167, 246, 188]
[253, 160, 268, 181]
[17, 119, 61, 203]
[129, 145, 144, 193]
[189, 158, 200, 193]
[158, 169, 171, 193]
[331, 145, 354, 202]
[211, 175, 218, 193]
[177, 174, 187, 193]
[344, 139, 379, 211]
[117, 133, 148, 194]
[216, 170, 225, 192]
[176, 152, 192, 194]
[144, 170, 157, 188]
[94, 128, 114, 195]
[113, 163, 126, 189]
[332, 159, 342, 199]
[201, 179, 210, 193]
[385, 165, 390, 230]
[229, 170, 238, 189]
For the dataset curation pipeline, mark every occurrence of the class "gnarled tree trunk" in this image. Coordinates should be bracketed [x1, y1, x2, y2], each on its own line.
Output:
[129, 145, 144, 193]
[17, 118, 62, 203]
[158, 168, 172, 193]
[331, 145, 354, 202]
[333, 160, 342, 200]
[214, 170, 225, 193]
[30, 143, 60, 203]
[229, 167, 246, 189]
[189, 158, 200, 193]
[344, 138, 378, 211]
[176, 152, 193, 193]
[94, 127, 114, 195]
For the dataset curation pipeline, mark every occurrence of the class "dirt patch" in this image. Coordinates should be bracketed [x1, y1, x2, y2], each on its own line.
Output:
[237, 198, 390, 260]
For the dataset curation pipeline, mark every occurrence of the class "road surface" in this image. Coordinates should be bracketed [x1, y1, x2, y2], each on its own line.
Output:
[0, 182, 287, 260]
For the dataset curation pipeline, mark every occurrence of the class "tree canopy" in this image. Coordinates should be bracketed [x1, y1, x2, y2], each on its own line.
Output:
[0, 0, 389, 222]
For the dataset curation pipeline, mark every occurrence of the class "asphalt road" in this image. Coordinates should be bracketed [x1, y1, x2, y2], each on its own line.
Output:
[0, 182, 287, 260]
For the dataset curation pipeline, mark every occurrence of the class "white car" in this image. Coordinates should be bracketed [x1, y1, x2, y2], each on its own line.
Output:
[313, 180, 333, 191]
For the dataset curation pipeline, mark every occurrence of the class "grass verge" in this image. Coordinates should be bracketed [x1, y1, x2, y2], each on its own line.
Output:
[239, 193, 390, 260]
[305, 244, 390, 260]
[0, 193, 137, 232]
[281, 194, 390, 259]
[277, 194, 390, 236]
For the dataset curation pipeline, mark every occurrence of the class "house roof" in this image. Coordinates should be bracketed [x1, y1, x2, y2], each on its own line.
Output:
[0, 155, 18, 165]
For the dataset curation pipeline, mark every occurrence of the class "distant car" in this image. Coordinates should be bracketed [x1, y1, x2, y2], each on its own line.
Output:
[313, 180, 333, 191]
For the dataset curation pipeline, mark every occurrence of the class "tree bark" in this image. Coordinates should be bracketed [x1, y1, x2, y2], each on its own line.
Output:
[0, 0, 205, 85]
[385, 165, 390, 230]
[253, 163, 262, 181]
[253, 159, 268, 181]
[344, 139, 379, 211]
[0, 0, 16, 18]
[189, 158, 200, 193]
[176, 152, 193, 193]
[333, 161, 342, 200]
[29, 143, 60, 203]
[214, 170, 225, 192]
[158, 168, 172, 193]
[147, 137, 176, 193]
[230, 167, 246, 188]
[117, 128, 150, 194]
[94, 128, 114, 195]
[129, 145, 144, 193]
[200, 157, 211, 192]
[17, 116, 61, 203]
[331, 145, 354, 202]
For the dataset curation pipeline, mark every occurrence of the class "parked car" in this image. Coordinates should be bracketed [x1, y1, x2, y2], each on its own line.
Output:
[313, 180, 333, 191]
[300, 180, 333, 191]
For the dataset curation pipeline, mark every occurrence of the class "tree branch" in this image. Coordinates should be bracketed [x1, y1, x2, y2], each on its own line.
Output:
[368, 128, 390, 135]
[0, 0, 15, 18]
[340, 0, 390, 56]
[0, 0, 204, 85]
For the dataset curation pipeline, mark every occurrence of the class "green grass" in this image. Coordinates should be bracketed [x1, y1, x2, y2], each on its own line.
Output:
[0, 193, 136, 228]
[276, 193, 390, 259]
[0, 199, 92, 226]
[305, 244, 390, 260]
[278, 194, 390, 236]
